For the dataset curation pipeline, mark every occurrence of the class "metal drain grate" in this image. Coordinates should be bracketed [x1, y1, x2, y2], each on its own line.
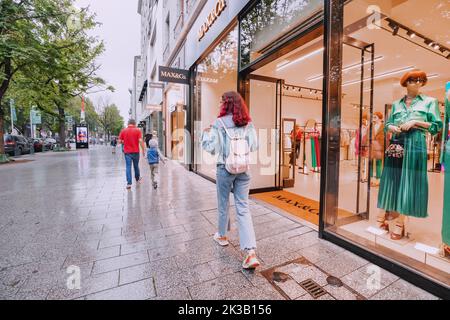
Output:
[299, 279, 327, 299]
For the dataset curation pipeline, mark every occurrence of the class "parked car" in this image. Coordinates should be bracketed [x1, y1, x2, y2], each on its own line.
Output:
[29, 138, 44, 152]
[3, 134, 31, 156]
[43, 137, 57, 150]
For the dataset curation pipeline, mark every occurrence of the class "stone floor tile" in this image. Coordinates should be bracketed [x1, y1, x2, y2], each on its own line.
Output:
[370, 279, 440, 300]
[85, 278, 156, 300]
[92, 252, 149, 274]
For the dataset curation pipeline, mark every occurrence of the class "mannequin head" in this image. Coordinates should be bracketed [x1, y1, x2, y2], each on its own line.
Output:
[373, 112, 383, 124]
[362, 113, 369, 126]
[400, 70, 427, 96]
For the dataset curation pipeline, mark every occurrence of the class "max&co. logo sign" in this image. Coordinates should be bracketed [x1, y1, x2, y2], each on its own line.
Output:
[197, 0, 226, 41]
[158, 66, 190, 85]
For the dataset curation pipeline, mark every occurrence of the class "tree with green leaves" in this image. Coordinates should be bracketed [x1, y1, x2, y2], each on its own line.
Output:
[1, 0, 112, 157]
[96, 97, 124, 142]
[1, 0, 70, 157]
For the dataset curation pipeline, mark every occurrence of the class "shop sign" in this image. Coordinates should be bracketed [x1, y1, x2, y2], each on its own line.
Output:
[197, 76, 219, 84]
[159, 66, 190, 85]
[197, 0, 226, 41]
[149, 82, 164, 89]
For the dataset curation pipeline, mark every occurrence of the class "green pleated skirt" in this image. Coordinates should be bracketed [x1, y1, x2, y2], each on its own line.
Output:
[378, 130, 429, 217]
[443, 141, 450, 245]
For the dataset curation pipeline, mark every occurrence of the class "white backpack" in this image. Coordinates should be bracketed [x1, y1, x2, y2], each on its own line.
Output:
[218, 118, 250, 174]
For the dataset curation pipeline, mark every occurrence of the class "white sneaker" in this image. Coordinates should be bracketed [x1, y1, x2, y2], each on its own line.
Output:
[213, 232, 229, 246]
[242, 250, 260, 269]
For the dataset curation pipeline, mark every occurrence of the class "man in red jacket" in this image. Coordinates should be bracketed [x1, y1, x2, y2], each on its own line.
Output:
[118, 119, 146, 189]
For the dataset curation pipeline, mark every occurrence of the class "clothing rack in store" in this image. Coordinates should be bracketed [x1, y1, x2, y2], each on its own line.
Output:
[298, 125, 322, 175]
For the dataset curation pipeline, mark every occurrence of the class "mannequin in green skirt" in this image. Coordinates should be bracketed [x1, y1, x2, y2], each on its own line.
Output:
[377, 70, 443, 240]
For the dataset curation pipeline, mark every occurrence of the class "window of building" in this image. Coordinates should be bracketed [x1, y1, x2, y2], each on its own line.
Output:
[193, 25, 238, 179]
[240, 0, 323, 69]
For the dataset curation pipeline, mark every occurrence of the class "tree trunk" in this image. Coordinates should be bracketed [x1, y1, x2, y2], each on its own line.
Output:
[0, 57, 12, 155]
[58, 106, 66, 148]
[0, 102, 5, 155]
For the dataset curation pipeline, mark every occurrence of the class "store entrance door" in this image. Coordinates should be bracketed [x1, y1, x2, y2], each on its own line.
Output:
[243, 75, 283, 192]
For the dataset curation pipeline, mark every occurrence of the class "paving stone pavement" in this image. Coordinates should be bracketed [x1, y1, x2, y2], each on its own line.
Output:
[0, 146, 439, 300]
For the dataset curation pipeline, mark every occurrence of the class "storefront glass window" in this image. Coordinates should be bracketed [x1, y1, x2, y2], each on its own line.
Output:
[193, 26, 238, 179]
[240, 0, 323, 68]
[327, 0, 450, 287]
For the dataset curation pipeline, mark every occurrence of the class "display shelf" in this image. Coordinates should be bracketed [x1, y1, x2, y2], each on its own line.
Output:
[339, 220, 450, 275]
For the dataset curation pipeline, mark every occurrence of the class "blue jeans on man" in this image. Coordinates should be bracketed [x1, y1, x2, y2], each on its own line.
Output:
[125, 153, 140, 185]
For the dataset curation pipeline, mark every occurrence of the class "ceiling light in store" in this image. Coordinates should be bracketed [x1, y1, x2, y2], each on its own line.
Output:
[388, 21, 400, 35]
[406, 30, 416, 38]
[439, 47, 446, 53]
[307, 56, 384, 82]
[424, 39, 433, 46]
[447, 53, 450, 59]
[343, 66, 415, 87]
[434, 44, 440, 50]
[276, 60, 290, 68]
[276, 47, 324, 71]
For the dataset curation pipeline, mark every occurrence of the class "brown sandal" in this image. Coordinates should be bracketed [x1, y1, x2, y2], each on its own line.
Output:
[440, 244, 450, 258]
[390, 223, 404, 240]
[376, 214, 389, 231]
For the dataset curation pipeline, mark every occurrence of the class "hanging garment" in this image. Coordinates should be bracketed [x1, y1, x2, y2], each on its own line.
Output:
[377, 95, 443, 218]
[314, 135, 321, 168]
[305, 136, 312, 169]
[311, 136, 317, 168]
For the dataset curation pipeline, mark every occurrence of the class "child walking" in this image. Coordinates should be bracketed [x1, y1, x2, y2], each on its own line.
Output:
[146, 132, 166, 189]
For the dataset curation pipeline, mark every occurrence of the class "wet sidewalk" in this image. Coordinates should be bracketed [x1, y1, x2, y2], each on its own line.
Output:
[0, 146, 438, 300]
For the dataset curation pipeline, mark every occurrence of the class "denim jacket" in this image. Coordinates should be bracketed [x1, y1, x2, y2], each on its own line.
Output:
[201, 114, 258, 165]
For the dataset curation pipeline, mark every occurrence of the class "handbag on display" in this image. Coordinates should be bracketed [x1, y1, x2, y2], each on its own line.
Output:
[385, 137, 404, 159]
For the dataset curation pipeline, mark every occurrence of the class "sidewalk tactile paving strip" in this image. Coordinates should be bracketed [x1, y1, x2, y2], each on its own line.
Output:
[260, 256, 366, 300]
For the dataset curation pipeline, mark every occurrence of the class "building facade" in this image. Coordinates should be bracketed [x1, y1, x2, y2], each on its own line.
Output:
[134, 0, 450, 298]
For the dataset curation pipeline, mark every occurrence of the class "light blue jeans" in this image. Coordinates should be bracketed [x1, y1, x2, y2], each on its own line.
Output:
[216, 165, 257, 250]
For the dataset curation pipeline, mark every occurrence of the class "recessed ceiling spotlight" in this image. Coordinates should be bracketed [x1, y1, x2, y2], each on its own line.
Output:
[424, 39, 433, 46]
[434, 44, 440, 50]
[439, 47, 446, 53]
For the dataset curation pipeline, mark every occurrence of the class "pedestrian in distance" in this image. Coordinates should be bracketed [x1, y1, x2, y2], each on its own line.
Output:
[201, 91, 260, 269]
[146, 131, 166, 189]
[111, 137, 117, 154]
[118, 119, 146, 189]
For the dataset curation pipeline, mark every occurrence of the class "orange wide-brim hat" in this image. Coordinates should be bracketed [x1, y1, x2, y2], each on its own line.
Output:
[400, 70, 428, 87]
